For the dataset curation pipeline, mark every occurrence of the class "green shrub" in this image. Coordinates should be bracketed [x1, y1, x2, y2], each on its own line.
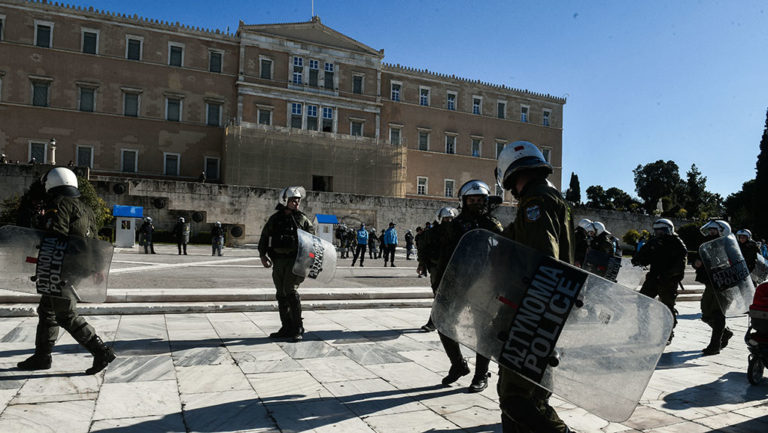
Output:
[623, 229, 641, 246]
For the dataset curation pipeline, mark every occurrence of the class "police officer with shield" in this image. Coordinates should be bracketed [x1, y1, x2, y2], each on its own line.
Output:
[138, 216, 156, 254]
[258, 186, 315, 342]
[495, 141, 575, 433]
[17, 167, 116, 374]
[418, 206, 458, 332]
[574, 218, 592, 268]
[736, 229, 760, 273]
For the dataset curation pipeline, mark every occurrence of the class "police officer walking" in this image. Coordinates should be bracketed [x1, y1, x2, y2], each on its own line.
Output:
[496, 141, 575, 433]
[383, 222, 398, 267]
[17, 167, 116, 374]
[138, 216, 156, 254]
[258, 186, 315, 342]
[211, 221, 224, 256]
[736, 229, 760, 275]
[418, 207, 458, 331]
[632, 218, 688, 344]
[574, 218, 592, 267]
[174, 217, 190, 255]
[351, 223, 368, 267]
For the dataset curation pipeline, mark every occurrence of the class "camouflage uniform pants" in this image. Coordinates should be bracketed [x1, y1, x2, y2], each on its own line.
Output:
[36, 291, 96, 353]
[271, 256, 305, 332]
[497, 367, 569, 433]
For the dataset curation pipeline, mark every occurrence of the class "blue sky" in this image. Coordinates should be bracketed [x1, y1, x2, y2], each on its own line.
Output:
[65, 0, 768, 199]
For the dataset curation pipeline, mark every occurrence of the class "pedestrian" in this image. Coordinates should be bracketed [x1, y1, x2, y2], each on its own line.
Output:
[631, 218, 688, 344]
[405, 229, 414, 260]
[377, 228, 385, 259]
[351, 223, 368, 267]
[417, 206, 458, 331]
[198, 171, 207, 183]
[211, 221, 224, 256]
[173, 217, 190, 255]
[138, 216, 156, 254]
[368, 228, 378, 259]
[495, 141, 575, 432]
[383, 222, 398, 267]
[258, 186, 315, 342]
[17, 167, 116, 374]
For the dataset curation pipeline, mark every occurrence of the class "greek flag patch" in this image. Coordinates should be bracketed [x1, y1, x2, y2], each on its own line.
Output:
[525, 205, 541, 222]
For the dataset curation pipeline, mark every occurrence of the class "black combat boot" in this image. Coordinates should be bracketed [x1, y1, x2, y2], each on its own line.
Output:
[270, 303, 292, 338]
[720, 328, 734, 349]
[442, 359, 470, 385]
[17, 349, 52, 371]
[468, 372, 491, 393]
[702, 328, 724, 356]
[287, 296, 304, 343]
[84, 336, 116, 375]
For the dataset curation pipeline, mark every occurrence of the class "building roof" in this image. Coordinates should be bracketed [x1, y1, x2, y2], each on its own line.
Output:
[239, 16, 383, 57]
[315, 214, 339, 224]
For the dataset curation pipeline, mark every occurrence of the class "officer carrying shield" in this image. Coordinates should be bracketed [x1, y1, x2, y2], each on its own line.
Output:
[495, 141, 575, 433]
[589, 222, 618, 256]
[632, 218, 688, 344]
[17, 167, 116, 374]
[258, 186, 315, 342]
[417, 206, 458, 332]
[138, 217, 156, 254]
[736, 229, 760, 274]
[574, 218, 592, 267]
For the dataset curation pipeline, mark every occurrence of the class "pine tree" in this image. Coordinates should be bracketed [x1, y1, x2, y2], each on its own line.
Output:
[565, 172, 581, 204]
[754, 108, 768, 238]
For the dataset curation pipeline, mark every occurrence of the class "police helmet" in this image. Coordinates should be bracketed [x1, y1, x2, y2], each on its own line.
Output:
[145, 217, 152, 223]
[42, 167, 80, 197]
[179, 217, 185, 223]
[700, 220, 731, 237]
[278, 186, 306, 206]
[577, 218, 593, 231]
[590, 221, 607, 236]
[458, 179, 491, 208]
[495, 141, 552, 192]
[216, 221, 222, 227]
[736, 229, 752, 240]
[652, 218, 675, 235]
[436, 206, 459, 224]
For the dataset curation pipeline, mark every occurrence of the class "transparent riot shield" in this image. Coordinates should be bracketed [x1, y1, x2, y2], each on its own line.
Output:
[616, 258, 648, 290]
[583, 248, 621, 282]
[699, 235, 755, 316]
[432, 229, 673, 422]
[752, 254, 768, 285]
[0, 225, 113, 302]
[293, 229, 337, 283]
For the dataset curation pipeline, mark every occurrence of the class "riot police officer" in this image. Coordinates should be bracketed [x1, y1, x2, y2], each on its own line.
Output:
[496, 141, 575, 433]
[632, 218, 688, 343]
[174, 217, 190, 255]
[417, 206, 458, 332]
[589, 221, 619, 256]
[138, 216, 156, 254]
[574, 218, 592, 267]
[212, 221, 224, 256]
[17, 167, 116, 374]
[736, 229, 760, 274]
[258, 186, 315, 342]
[694, 220, 734, 356]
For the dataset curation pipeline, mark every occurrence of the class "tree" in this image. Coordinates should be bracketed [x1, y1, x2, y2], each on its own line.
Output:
[682, 164, 707, 218]
[633, 160, 682, 212]
[754, 108, 768, 238]
[565, 172, 581, 204]
[725, 179, 757, 232]
[586, 185, 611, 209]
[605, 187, 637, 210]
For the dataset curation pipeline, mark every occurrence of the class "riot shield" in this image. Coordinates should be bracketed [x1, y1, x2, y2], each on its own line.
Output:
[752, 254, 768, 285]
[583, 248, 622, 282]
[699, 235, 755, 316]
[432, 229, 673, 422]
[0, 225, 112, 302]
[293, 229, 337, 283]
[616, 259, 647, 290]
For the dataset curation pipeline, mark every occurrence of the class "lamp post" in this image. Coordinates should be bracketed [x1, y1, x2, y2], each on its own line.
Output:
[49, 137, 57, 165]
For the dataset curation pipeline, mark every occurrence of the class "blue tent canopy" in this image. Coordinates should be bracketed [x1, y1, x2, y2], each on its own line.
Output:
[315, 214, 339, 224]
[112, 205, 143, 218]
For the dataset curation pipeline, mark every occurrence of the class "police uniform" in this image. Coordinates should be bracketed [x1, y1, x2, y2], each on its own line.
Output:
[258, 205, 315, 337]
[590, 232, 616, 256]
[174, 220, 190, 255]
[695, 234, 733, 354]
[633, 232, 687, 332]
[498, 178, 574, 433]
[139, 220, 156, 254]
[574, 227, 589, 266]
[212, 224, 224, 256]
[739, 239, 760, 273]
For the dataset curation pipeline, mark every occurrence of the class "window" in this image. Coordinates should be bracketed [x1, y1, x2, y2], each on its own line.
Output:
[260, 58, 273, 80]
[444, 179, 455, 198]
[309, 59, 319, 87]
[168, 43, 184, 67]
[209, 50, 222, 73]
[324, 62, 334, 89]
[350, 120, 363, 136]
[521, 105, 529, 122]
[497, 101, 506, 119]
[353, 75, 363, 94]
[306, 105, 318, 130]
[292, 57, 303, 85]
[447, 92, 456, 111]
[313, 175, 333, 192]
[35, 21, 53, 48]
[29, 141, 47, 163]
[419, 87, 430, 106]
[166, 97, 182, 122]
[126, 36, 142, 60]
[471, 138, 482, 157]
[391, 82, 401, 101]
[206, 102, 222, 126]
[496, 142, 506, 158]
[258, 108, 272, 125]
[204, 157, 220, 180]
[79, 87, 95, 112]
[445, 135, 456, 154]
[322, 107, 334, 132]
[543, 109, 551, 126]
[417, 177, 428, 195]
[418, 131, 429, 151]
[390, 127, 401, 145]
[541, 147, 551, 163]
[0, 15, 5, 41]
[31, 81, 50, 107]
[123, 92, 139, 117]
[290, 103, 302, 128]
[473, 97, 482, 115]
[76, 145, 93, 168]
[81, 29, 98, 54]
[121, 149, 138, 173]
[164, 153, 180, 176]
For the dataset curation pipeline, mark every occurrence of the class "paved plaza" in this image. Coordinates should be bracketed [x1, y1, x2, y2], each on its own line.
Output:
[0, 245, 766, 432]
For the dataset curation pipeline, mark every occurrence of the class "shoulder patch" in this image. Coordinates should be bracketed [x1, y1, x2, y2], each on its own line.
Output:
[525, 205, 541, 222]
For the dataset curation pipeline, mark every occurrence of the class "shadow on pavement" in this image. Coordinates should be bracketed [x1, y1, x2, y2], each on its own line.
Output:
[663, 372, 768, 410]
[656, 350, 704, 369]
[710, 414, 768, 433]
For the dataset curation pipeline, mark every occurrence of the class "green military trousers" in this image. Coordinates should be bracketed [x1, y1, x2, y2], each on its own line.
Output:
[271, 256, 305, 333]
[36, 290, 96, 353]
[497, 367, 569, 433]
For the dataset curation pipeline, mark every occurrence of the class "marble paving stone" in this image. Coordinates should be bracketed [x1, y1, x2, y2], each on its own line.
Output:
[268, 399, 376, 433]
[364, 408, 460, 432]
[414, 388, 498, 415]
[181, 389, 277, 433]
[0, 389, 17, 412]
[311, 329, 371, 345]
[111, 338, 171, 356]
[0, 399, 94, 433]
[90, 413, 187, 432]
[247, 370, 334, 403]
[0, 342, 41, 364]
[695, 411, 764, 432]
[0, 324, 36, 343]
[559, 407, 610, 432]
[365, 362, 444, 390]
[442, 405, 502, 433]
[378, 334, 435, 352]
[0, 362, 32, 390]
[621, 405, 689, 430]
[233, 352, 303, 374]
[13, 373, 100, 404]
[103, 354, 176, 383]
[277, 340, 340, 359]
[398, 349, 452, 373]
[176, 363, 250, 394]
[645, 421, 712, 432]
[336, 343, 411, 365]
[299, 356, 378, 383]
[93, 380, 181, 420]
[324, 378, 428, 417]
[172, 346, 231, 366]
[229, 342, 288, 361]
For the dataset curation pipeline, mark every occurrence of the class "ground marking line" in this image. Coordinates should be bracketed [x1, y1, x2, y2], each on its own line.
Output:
[110, 257, 256, 274]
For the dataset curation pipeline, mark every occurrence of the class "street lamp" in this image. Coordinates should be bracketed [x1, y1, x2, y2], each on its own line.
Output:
[49, 137, 56, 165]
